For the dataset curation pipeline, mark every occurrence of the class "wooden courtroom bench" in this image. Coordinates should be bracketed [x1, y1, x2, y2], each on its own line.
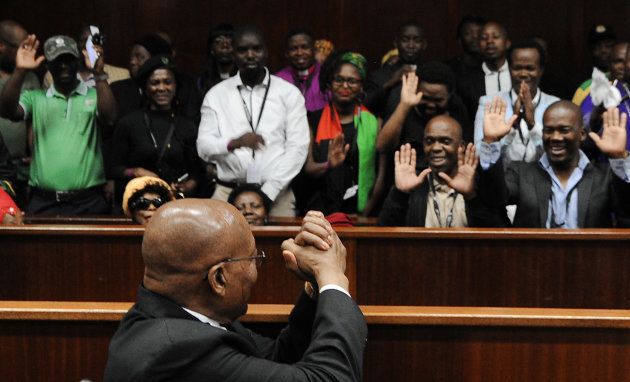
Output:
[1, 301, 629, 382]
[2, 226, 630, 308]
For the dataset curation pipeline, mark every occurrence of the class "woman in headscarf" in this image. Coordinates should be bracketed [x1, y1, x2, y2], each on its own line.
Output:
[301, 51, 386, 216]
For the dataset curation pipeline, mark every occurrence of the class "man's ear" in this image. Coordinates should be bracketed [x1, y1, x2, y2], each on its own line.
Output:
[208, 264, 227, 296]
[506, 39, 512, 49]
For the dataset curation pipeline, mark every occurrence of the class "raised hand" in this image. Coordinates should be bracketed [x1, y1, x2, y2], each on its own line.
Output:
[400, 72, 423, 108]
[327, 133, 350, 168]
[589, 107, 628, 159]
[483, 96, 518, 142]
[394, 143, 431, 193]
[437, 143, 478, 198]
[15, 35, 45, 70]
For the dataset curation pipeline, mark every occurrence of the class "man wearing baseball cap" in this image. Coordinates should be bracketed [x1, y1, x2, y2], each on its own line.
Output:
[0, 34, 117, 215]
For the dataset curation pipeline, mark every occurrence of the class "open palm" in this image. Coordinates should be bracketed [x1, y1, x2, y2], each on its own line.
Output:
[483, 96, 518, 142]
[400, 72, 423, 107]
[327, 134, 350, 168]
[438, 143, 478, 198]
[395, 143, 431, 193]
[15, 35, 45, 70]
[589, 107, 628, 158]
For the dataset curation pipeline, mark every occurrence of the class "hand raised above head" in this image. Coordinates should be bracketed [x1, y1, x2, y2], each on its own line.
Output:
[400, 72, 423, 108]
[394, 143, 431, 193]
[15, 35, 45, 70]
[483, 96, 518, 142]
[589, 107, 628, 159]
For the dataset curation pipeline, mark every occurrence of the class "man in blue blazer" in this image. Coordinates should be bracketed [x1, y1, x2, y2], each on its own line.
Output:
[104, 200, 366, 381]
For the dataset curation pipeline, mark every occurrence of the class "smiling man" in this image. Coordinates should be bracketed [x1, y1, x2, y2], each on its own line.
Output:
[0, 34, 117, 214]
[473, 39, 560, 166]
[378, 115, 496, 227]
[276, 28, 326, 112]
[197, 25, 309, 217]
[478, 98, 630, 228]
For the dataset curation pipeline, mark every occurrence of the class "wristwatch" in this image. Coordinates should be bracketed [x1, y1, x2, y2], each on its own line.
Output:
[94, 73, 109, 82]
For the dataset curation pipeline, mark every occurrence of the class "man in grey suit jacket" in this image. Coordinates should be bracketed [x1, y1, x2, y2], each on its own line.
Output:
[474, 39, 560, 166]
[104, 200, 366, 381]
[478, 98, 630, 228]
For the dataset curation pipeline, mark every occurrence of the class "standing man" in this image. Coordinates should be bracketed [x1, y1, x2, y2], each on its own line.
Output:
[474, 39, 560, 166]
[104, 201, 367, 381]
[276, 28, 326, 112]
[0, 34, 117, 214]
[446, 16, 485, 79]
[197, 25, 309, 217]
[0, 20, 39, 207]
[365, 20, 427, 117]
[457, 21, 511, 123]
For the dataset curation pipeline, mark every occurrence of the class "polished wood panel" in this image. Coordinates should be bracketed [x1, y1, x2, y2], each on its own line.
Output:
[1, 302, 629, 382]
[2, 226, 630, 307]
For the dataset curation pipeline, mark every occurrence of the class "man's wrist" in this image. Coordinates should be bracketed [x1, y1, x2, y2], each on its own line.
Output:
[315, 273, 349, 292]
[93, 73, 109, 82]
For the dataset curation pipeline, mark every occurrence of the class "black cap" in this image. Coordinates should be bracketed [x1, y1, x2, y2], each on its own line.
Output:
[135, 55, 176, 87]
[589, 24, 616, 45]
[135, 34, 172, 56]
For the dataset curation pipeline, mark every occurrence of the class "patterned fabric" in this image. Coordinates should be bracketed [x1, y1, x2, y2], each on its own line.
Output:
[340, 52, 367, 80]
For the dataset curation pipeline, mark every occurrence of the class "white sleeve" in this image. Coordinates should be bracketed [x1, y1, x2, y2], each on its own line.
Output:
[473, 96, 488, 145]
[260, 90, 309, 201]
[197, 95, 231, 162]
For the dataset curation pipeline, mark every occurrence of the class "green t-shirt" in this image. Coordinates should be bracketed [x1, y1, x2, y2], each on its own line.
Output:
[0, 72, 40, 181]
[19, 81, 105, 190]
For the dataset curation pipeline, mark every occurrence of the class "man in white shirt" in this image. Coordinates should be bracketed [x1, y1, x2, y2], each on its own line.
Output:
[197, 25, 309, 217]
[474, 39, 560, 166]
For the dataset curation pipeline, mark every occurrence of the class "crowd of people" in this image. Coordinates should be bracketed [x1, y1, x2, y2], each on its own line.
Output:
[1, 17, 629, 228]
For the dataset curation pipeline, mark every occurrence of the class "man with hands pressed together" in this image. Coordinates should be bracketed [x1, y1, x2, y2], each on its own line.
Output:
[478, 97, 630, 228]
[378, 115, 493, 227]
[474, 39, 559, 166]
[104, 200, 366, 381]
[0, 34, 116, 214]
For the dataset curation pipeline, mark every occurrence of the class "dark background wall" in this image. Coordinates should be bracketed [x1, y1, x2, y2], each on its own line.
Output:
[3, 0, 630, 92]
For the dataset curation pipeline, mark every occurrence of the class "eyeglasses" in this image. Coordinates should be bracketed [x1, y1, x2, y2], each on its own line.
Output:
[129, 196, 167, 211]
[203, 249, 266, 280]
[332, 76, 362, 87]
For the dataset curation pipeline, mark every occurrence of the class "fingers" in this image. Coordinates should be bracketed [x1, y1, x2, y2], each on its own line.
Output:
[343, 143, 350, 155]
[410, 146, 417, 168]
[588, 131, 602, 146]
[620, 112, 627, 132]
[457, 145, 465, 167]
[394, 148, 401, 166]
[466, 143, 478, 167]
[400, 143, 411, 166]
[437, 171, 453, 184]
[506, 114, 519, 127]
[417, 167, 431, 183]
[294, 231, 331, 250]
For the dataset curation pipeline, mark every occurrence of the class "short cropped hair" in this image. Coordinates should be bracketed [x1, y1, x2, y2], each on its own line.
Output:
[418, 61, 456, 93]
[507, 39, 547, 68]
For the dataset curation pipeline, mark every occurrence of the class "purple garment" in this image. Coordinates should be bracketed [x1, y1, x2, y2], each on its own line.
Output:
[276, 63, 327, 112]
[580, 81, 630, 151]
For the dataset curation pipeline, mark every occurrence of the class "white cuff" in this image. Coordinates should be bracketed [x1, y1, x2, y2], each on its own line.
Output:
[609, 154, 630, 182]
[478, 141, 502, 170]
[320, 284, 351, 298]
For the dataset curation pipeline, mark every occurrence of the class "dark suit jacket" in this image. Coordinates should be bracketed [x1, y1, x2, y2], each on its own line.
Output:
[455, 67, 485, 127]
[104, 286, 367, 382]
[479, 158, 630, 228]
[377, 183, 506, 227]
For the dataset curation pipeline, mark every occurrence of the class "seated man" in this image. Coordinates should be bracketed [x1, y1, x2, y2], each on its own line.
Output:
[378, 115, 495, 227]
[104, 201, 366, 381]
[0, 34, 116, 215]
[474, 39, 560, 166]
[276, 28, 326, 112]
[478, 98, 630, 228]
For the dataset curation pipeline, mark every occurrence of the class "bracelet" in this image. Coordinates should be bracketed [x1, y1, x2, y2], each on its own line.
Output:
[125, 168, 135, 178]
[227, 141, 235, 151]
[323, 161, 331, 170]
[94, 73, 109, 82]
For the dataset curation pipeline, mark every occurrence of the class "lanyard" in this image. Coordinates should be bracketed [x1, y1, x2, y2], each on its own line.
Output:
[549, 184, 577, 228]
[143, 111, 176, 163]
[239, 75, 271, 133]
[429, 174, 458, 228]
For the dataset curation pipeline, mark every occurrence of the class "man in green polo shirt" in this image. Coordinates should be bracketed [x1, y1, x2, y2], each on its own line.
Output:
[0, 34, 117, 214]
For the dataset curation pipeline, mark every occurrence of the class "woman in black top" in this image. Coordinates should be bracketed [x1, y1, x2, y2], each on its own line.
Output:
[109, 55, 202, 200]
